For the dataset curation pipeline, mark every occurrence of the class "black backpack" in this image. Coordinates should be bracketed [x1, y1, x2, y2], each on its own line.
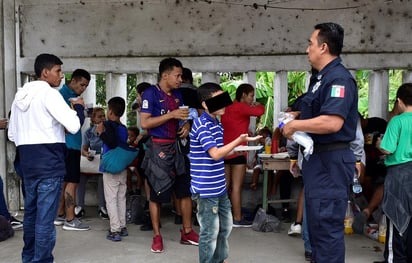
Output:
[0, 215, 14, 242]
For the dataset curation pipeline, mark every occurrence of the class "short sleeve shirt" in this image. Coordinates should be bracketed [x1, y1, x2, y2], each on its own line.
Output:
[82, 125, 103, 154]
[189, 112, 227, 198]
[300, 58, 358, 144]
[59, 84, 82, 150]
[380, 112, 412, 166]
[140, 85, 184, 139]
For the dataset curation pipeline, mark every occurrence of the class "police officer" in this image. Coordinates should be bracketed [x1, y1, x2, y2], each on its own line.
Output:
[282, 23, 358, 263]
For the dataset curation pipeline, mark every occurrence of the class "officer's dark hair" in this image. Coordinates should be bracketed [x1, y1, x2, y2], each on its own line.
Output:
[135, 82, 151, 95]
[396, 83, 412, 106]
[71, 69, 91, 82]
[314, 22, 344, 56]
[197, 82, 223, 103]
[107, 96, 126, 117]
[182, 68, 194, 84]
[158, 57, 183, 76]
[34, 53, 63, 78]
[235, 83, 254, 102]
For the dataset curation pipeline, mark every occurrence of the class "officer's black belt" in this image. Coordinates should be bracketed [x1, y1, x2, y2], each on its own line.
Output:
[313, 142, 349, 153]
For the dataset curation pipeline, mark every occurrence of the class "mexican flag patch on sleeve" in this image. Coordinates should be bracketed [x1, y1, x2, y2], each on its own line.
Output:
[331, 85, 345, 98]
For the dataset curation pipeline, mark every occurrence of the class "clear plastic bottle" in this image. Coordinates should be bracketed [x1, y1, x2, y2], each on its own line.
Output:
[378, 214, 387, 244]
[352, 163, 363, 194]
[265, 136, 272, 154]
[344, 200, 354, 234]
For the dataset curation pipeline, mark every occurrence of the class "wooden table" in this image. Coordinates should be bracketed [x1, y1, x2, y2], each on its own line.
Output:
[261, 157, 296, 211]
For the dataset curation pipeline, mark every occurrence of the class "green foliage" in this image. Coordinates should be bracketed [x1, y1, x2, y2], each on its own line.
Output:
[218, 71, 307, 131]
[95, 74, 138, 127]
[356, 69, 404, 117]
[95, 74, 106, 107]
[126, 75, 138, 127]
[92, 69, 404, 131]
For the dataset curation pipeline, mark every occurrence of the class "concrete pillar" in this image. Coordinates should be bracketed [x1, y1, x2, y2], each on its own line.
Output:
[305, 71, 311, 93]
[243, 71, 257, 90]
[368, 70, 389, 119]
[82, 74, 96, 107]
[201, 72, 219, 84]
[402, 70, 412, 83]
[244, 71, 258, 134]
[3, 0, 21, 213]
[105, 73, 127, 124]
[136, 72, 158, 85]
[273, 71, 288, 130]
[80, 74, 96, 134]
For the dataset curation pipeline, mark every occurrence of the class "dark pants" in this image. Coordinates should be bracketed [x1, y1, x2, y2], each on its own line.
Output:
[302, 148, 355, 263]
[384, 219, 412, 262]
[0, 177, 11, 221]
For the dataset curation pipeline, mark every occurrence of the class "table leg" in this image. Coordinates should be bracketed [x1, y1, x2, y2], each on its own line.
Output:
[262, 169, 268, 211]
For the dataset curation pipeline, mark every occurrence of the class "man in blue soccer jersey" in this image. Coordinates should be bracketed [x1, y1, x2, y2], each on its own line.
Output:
[140, 58, 198, 253]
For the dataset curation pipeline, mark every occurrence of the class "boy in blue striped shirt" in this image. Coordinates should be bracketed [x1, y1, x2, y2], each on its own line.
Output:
[189, 82, 261, 263]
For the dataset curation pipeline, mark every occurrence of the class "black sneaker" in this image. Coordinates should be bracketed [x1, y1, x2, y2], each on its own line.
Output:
[120, 227, 128, 237]
[281, 208, 292, 223]
[10, 217, 23, 230]
[305, 251, 313, 261]
[174, 214, 182, 225]
[233, 218, 252, 228]
[140, 222, 153, 231]
[98, 207, 109, 220]
[74, 206, 85, 219]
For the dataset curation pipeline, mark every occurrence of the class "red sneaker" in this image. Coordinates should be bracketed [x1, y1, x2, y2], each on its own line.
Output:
[180, 229, 199, 246]
[151, 235, 163, 253]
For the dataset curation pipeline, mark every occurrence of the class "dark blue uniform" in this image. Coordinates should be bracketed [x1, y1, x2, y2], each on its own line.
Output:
[300, 58, 358, 263]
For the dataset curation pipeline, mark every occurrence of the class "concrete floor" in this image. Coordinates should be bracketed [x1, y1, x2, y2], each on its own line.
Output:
[1, 174, 385, 262]
[0, 204, 385, 263]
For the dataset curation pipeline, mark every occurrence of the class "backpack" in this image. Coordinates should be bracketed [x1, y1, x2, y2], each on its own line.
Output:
[0, 215, 14, 242]
[126, 194, 145, 224]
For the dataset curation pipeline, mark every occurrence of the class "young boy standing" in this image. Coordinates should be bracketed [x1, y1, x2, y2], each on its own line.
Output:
[379, 83, 412, 262]
[189, 82, 261, 263]
[96, 97, 129, 242]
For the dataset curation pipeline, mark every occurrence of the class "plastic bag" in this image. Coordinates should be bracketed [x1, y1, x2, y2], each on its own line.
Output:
[278, 112, 314, 159]
[252, 208, 281, 233]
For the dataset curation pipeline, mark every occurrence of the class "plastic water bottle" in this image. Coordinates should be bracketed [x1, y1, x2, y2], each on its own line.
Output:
[378, 214, 387, 244]
[265, 136, 272, 154]
[344, 200, 354, 234]
[352, 166, 363, 194]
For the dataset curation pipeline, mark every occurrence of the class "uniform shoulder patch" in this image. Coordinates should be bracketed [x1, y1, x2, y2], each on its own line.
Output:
[331, 85, 345, 98]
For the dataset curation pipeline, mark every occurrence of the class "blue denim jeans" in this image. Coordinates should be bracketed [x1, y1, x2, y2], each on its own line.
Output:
[193, 193, 233, 263]
[22, 176, 63, 263]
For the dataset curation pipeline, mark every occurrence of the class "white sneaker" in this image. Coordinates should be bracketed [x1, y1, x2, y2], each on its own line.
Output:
[288, 222, 302, 236]
[54, 215, 65, 226]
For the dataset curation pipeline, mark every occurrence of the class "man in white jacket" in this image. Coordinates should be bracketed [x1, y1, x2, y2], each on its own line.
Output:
[8, 53, 83, 263]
